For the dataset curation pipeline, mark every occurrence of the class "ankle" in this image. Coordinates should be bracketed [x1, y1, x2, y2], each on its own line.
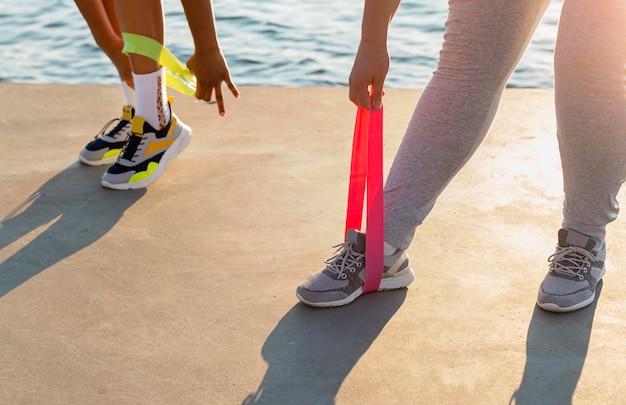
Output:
[133, 68, 170, 129]
[384, 241, 398, 256]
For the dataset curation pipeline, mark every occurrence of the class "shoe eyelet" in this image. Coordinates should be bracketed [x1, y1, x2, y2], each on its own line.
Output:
[579, 275, 584, 280]
[356, 262, 362, 268]
[340, 274, 347, 280]
[350, 268, 356, 273]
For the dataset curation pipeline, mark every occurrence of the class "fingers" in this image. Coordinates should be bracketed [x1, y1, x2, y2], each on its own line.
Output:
[195, 81, 238, 117]
[195, 84, 206, 102]
[349, 86, 372, 110]
[226, 79, 240, 100]
[349, 84, 385, 110]
[370, 83, 384, 110]
[186, 52, 239, 115]
[214, 85, 225, 117]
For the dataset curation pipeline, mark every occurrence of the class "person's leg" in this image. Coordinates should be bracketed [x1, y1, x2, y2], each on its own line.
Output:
[384, 0, 551, 251]
[296, 0, 551, 307]
[102, 0, 135, 104]
[113, 0, 168, 130]
[76, 0, 135, 166]
[555, 0, 626, 244]
[101, 0, 192, 190]
[537, 0, 626, 312]
[75, 0, 133, 87]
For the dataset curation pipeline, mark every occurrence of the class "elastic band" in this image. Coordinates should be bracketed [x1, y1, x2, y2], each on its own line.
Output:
[345, 106, 384, 293]
[121, 32, 197, 97]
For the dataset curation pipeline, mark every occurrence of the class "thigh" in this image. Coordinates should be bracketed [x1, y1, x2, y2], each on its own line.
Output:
[435, 0, 551, 86]
[555, 0, 626, 93]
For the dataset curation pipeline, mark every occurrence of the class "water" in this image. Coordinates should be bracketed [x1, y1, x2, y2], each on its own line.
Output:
[0, 0, 563, 88]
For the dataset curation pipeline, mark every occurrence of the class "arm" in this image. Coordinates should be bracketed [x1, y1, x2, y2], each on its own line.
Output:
[181, 0, 239, 116]
[349, 0, 401, 110]
[74, 0, 133, 87]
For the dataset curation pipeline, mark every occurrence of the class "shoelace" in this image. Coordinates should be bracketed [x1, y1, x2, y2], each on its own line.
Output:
[119, 132, 143, 162]
[93, 117, 128, 140]
[548, 246, 598, 280]
[325, 242, 365, 280]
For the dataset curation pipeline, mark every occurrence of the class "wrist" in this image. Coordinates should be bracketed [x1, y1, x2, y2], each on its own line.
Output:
[359, 34, 387, 48]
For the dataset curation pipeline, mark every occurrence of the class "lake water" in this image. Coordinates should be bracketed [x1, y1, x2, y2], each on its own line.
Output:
[0, 0, 563, 88]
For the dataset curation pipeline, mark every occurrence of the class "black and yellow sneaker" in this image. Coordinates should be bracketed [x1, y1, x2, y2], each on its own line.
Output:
[79, 105, 134, 166]
[101, 112, 191, 190]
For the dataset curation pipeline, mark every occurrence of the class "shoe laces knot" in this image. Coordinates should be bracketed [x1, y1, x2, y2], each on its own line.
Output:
[325, 242, 364, 280]
[548, 246, 598, 280]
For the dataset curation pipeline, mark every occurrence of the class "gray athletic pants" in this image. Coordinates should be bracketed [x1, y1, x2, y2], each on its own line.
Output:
[384, 0, 626, 250]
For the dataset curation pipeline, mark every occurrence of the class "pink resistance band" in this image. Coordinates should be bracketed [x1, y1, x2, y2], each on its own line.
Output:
[344, 106, 384, 293]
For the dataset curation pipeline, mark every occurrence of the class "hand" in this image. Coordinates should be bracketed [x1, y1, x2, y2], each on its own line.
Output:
[187, 49, 240, 116]
[348, 40, 390, 110]
[107, 38, 134, 88]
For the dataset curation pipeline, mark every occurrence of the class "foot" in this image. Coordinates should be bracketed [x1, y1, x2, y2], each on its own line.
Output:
[101, 112, 191, 190]
[537, 228, 605, 313]
[296, 229, 415, 307]
[79, 105, 134, 166]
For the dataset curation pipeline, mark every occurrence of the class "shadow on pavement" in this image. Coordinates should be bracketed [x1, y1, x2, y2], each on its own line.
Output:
[0, 163, 145, 297]
[243, 289, 407, 405]
[510, 281, 603, 405]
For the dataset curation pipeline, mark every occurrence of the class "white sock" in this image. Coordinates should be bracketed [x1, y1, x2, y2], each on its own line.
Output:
[121, 80, 135, 107]
[132, 68, 170, 130]
[384, 241, 398, 256]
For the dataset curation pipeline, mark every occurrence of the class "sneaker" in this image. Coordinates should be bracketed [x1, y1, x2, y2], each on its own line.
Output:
[101, 112, 192, 190]
[296, 229, 415, 307]
[537, 229, 606, 313]
[79, 105, 134, 166]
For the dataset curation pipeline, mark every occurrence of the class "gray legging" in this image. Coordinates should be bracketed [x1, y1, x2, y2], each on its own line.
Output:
[384, 0, 626, 250]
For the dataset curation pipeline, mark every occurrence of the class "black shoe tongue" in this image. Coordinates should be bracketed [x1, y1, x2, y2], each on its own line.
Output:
[559, 228, 595, 250]
[346, 229, 366, 253]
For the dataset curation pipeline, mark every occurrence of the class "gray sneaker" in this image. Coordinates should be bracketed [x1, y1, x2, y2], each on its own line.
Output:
[537, 229, 606, 313]
[296, 229, 415, 307]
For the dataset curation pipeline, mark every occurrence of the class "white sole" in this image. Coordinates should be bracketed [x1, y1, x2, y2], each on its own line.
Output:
[537, 266, 605, 313]
[78, 154, 118, 167]
[297, 267, 415, 308]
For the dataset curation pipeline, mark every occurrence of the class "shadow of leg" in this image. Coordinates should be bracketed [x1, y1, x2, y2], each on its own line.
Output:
[243, 289, 408, 405]
[0, 164, 145, 297]
[511, 281, 603, 405]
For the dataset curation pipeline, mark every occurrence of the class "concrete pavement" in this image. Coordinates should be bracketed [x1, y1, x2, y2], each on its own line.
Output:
[1, 83, 626, 404]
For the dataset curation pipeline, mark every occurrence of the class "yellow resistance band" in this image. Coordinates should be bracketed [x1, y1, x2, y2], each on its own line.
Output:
[122, 32, 197, 97]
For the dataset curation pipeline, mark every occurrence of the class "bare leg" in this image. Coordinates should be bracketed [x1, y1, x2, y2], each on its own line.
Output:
[112, 0, 163, 74]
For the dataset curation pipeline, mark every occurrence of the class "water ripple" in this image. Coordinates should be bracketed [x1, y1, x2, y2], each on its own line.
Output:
[0, 0, 562, 88]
